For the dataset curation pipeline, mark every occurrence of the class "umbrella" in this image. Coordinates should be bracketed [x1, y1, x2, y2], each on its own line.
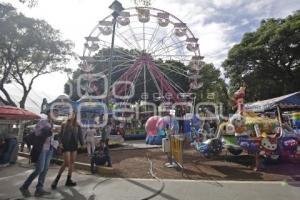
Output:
[0, 106, 40, 120]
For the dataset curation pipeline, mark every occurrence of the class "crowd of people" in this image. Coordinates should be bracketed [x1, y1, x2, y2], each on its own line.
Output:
[14, 108, 113, 197]
[1, 105, 222, 198]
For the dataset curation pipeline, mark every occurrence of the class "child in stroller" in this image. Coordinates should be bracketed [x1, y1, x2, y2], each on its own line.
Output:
[90, 139, 112, 174]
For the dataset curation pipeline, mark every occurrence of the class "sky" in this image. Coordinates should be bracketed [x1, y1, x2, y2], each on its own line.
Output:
[2, 0, 300, 112]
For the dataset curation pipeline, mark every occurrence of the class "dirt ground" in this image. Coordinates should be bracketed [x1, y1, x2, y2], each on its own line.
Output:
[74, 144, 300, 181]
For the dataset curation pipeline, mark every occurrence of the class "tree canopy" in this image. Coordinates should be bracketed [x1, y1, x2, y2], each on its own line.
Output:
[0, 3, 74, 108]
[223, 10, 300, 102]
[195, 63, 229, 112]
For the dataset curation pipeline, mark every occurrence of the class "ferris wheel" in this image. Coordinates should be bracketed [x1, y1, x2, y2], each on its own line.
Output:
[80, 6, 203, 102]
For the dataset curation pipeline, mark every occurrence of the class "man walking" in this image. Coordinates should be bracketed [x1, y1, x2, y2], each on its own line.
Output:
[19, 108, 58, 197]
[0, 124, 17, 167]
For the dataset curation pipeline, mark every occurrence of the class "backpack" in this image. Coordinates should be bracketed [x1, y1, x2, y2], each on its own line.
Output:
[23, 131, 39, 146]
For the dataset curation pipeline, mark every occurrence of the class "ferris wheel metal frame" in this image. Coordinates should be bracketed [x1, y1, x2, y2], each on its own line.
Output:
[80, 6, 204, 103]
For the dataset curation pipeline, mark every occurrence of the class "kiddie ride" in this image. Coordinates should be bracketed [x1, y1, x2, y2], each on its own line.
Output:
[220, 112, 298, 161]
[190, 114, 223, 158]
[145, 115, 179, 145]
[224, 88, 299, 163]
[190, 87, 299, 163]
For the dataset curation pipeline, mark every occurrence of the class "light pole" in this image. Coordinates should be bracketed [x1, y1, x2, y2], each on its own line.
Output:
[107, 0, 124, 104]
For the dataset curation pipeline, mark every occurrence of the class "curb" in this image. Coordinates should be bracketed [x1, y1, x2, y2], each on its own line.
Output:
[18, 152, 116, 175]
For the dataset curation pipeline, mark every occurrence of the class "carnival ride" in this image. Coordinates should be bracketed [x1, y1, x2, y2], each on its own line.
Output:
[80, 7, 203, 99]
[190, 88, 300, 163]
[145, 115, 179, 145]
[220, 112, 282, 160]
[244, 91, 300, 161]
[77, 6, 203, 139]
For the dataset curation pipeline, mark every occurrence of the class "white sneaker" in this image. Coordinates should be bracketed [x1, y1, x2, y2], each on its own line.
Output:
[164, 163, 176, 168]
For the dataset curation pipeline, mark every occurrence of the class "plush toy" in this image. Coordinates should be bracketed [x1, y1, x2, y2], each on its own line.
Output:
[225, 123, 235, 135]
[234, 86, 246, 99]
[230, 113, 247, 135]
[232, 86, 246, 113]
[259, 134, 278, 156]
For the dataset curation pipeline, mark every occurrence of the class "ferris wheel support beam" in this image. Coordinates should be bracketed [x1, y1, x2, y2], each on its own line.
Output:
[95, 38, 137, 59]
[113, 60, 142, 96]
[147, 60, 180, 102]
[146, 24, 160, 51]
[107, 18, 117, 104]
[147, 26, 175, 53]
[143, 63, 146, 99]
[115, 30, 140, 51]
[143, 22, 145, 50]
[150, 39, 186, 56]
[128, 24, 142, 50]
[147, 65, 163, 95]
[155, 64, 186, 93]
[155, 61, 188, 76]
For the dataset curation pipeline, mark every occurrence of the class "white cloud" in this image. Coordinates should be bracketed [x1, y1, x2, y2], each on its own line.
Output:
[1, 0, 299, 109]
[197, 22, 235, 65]
[245, 0, 273, 16]
[212, 0, 243, 8]
[241, 18, 250, 26]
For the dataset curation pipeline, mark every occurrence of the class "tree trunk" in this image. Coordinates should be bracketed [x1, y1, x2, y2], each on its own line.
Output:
[0, 87, 17, 107]
[19, 90, 30, 109]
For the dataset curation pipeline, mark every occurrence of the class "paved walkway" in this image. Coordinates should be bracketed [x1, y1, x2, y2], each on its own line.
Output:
[0, 159, 300, 200]
[122, 140, 161, 149]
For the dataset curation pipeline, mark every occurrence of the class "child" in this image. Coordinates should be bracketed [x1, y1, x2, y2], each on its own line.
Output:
[90, 139, 112, 174]
[86, 127, 96, 157]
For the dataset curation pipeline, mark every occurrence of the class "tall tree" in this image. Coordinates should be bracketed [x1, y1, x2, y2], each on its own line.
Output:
[18, 0, 38, 8]
[223, 10, 300, 102]
[0, 3, 74, 108]
[195, 63, 229, 112]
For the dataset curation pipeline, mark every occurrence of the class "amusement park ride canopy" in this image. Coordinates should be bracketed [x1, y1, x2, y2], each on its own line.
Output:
[0, 106, 40, 120]
[245, 91, 300, 112]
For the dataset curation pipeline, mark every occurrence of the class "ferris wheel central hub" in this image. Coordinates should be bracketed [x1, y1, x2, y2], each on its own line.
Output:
[137, 53, 153, 63]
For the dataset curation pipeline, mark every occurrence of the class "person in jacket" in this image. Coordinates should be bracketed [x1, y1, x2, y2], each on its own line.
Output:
[0, 124, 17, 167]
[51, 112, 83, 189]
[19, 109, 58, 197]
[20, 128, 31, 153]
[90, 139, 112, 174]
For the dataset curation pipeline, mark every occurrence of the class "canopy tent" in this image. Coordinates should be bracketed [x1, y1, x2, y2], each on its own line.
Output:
[245, 91, 300, 112]
[0, 106, 40, 120]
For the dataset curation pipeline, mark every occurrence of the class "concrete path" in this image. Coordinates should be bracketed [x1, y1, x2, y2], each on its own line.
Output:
[0, 159, 299, 200]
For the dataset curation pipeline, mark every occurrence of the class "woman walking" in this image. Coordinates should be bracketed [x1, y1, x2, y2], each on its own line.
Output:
[51, 112, 83, 189]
